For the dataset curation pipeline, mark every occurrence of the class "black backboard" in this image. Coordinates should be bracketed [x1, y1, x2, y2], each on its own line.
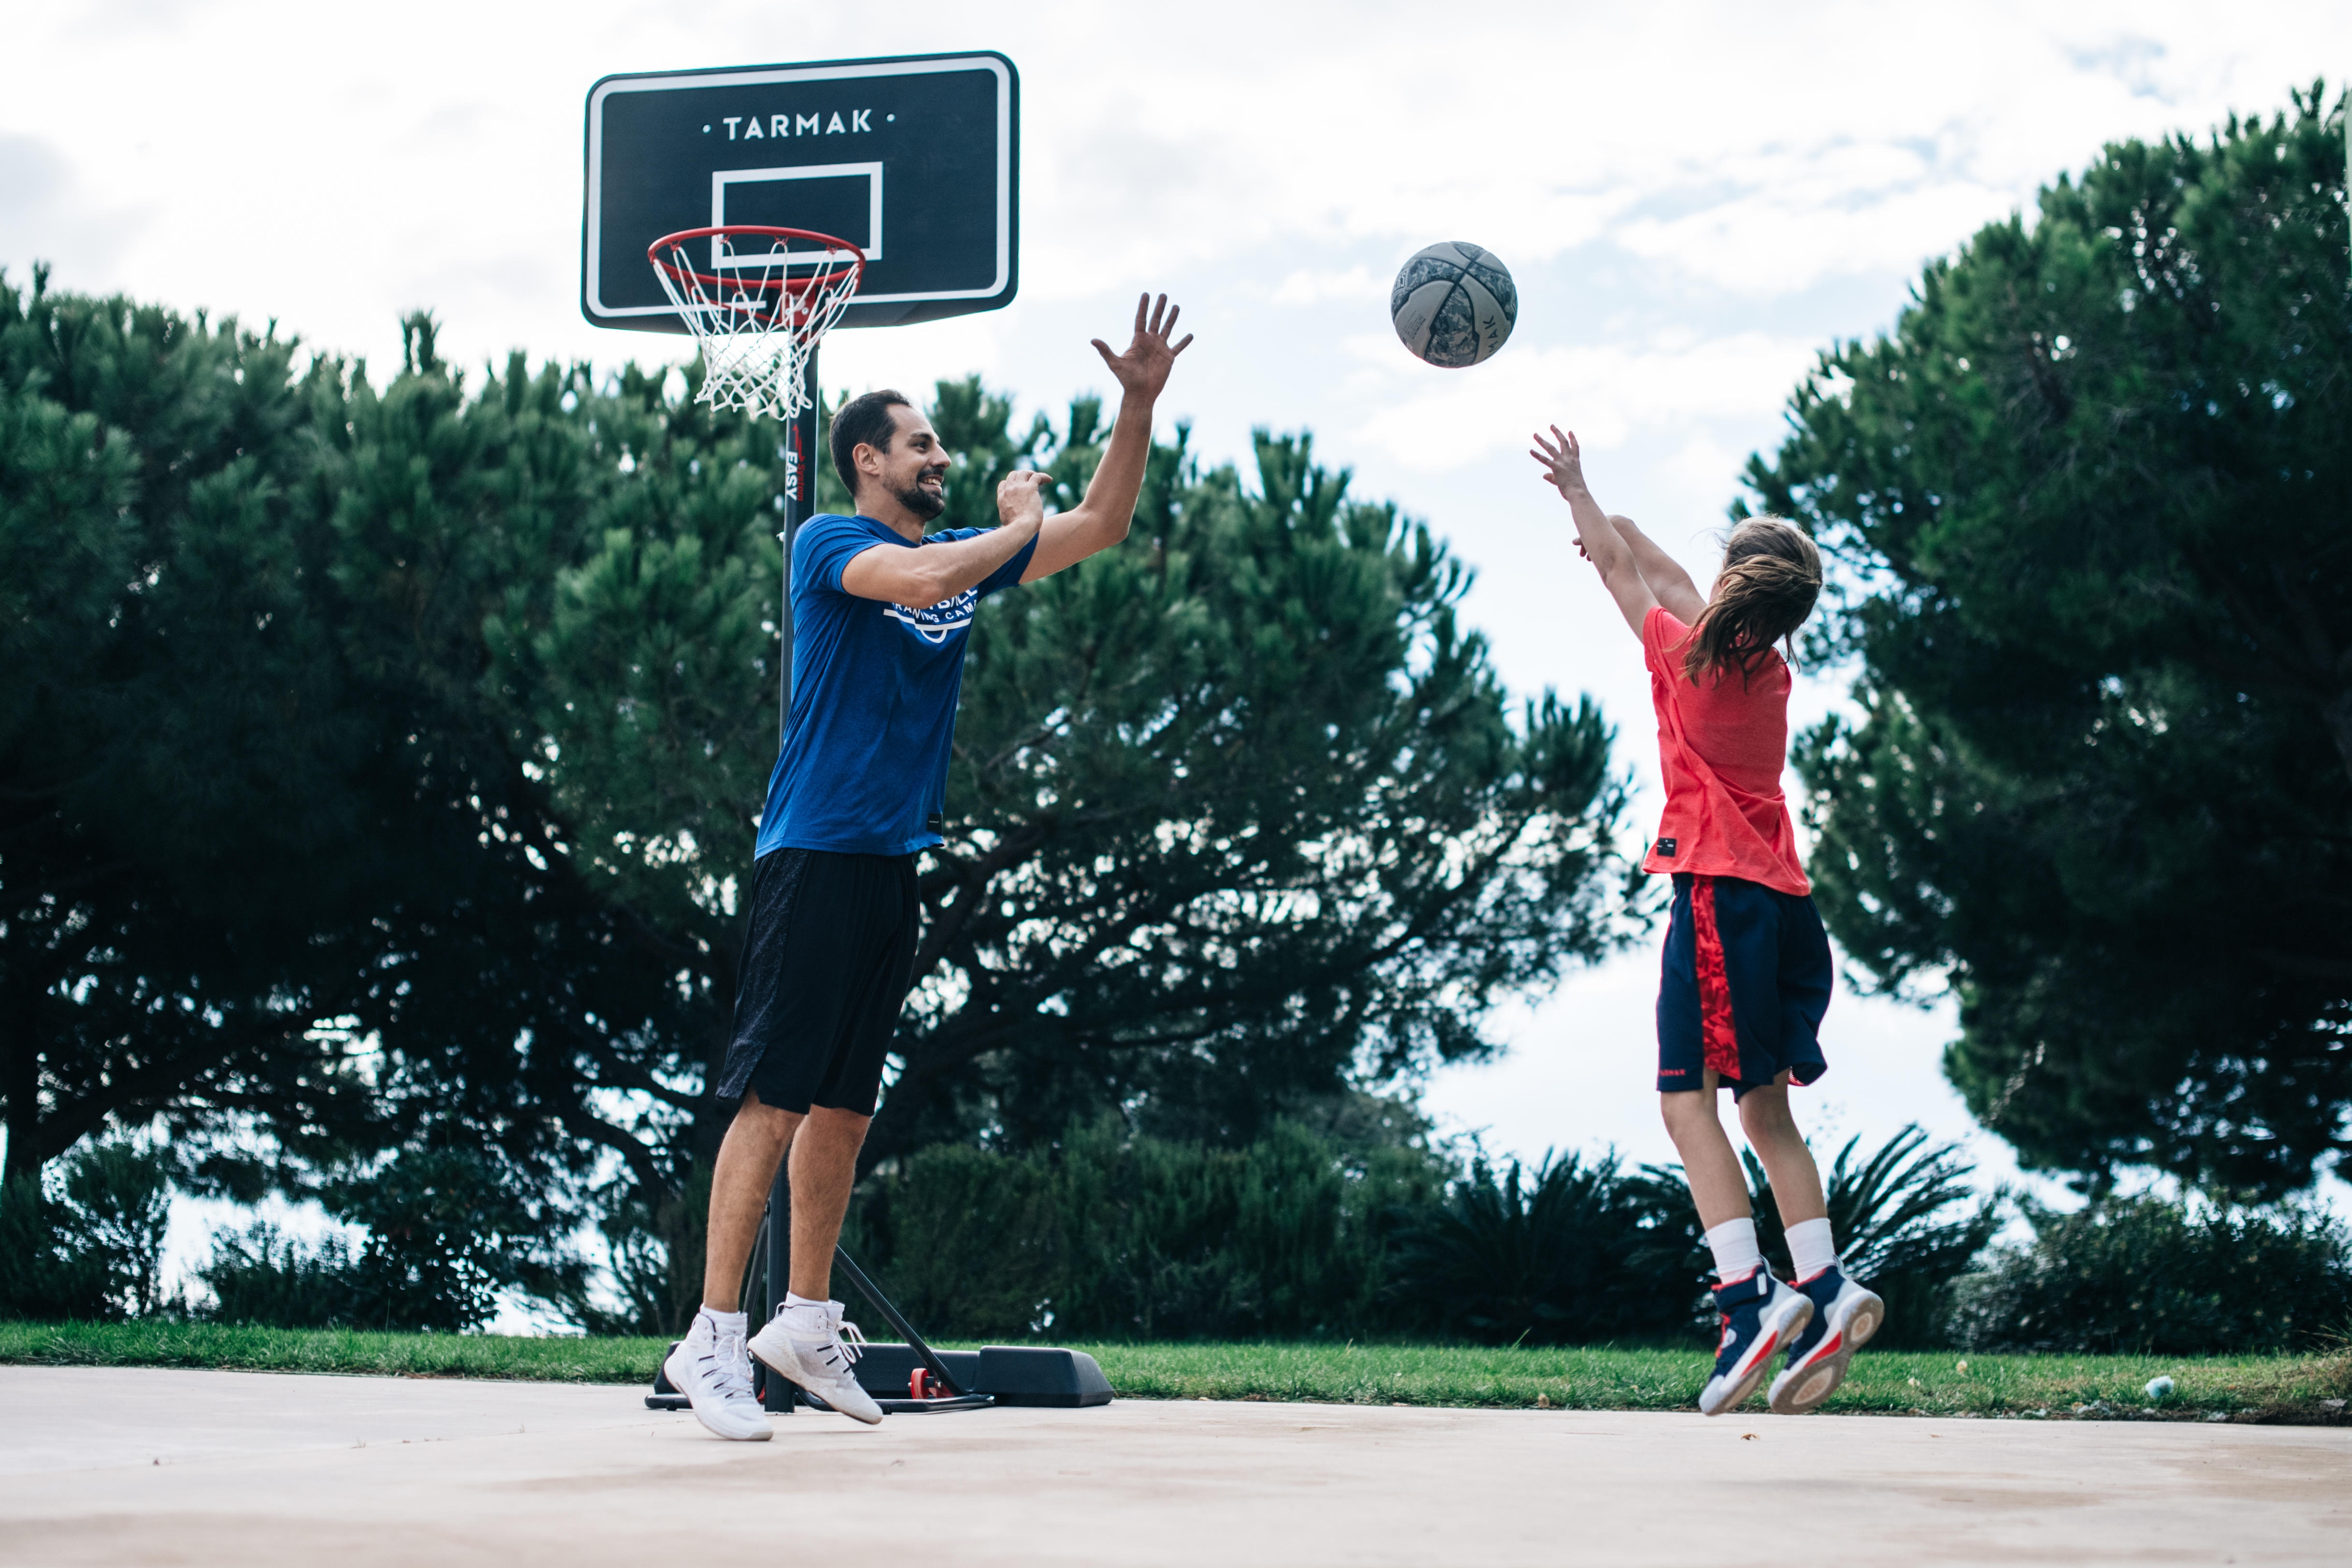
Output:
[583, 52, 1018, 332]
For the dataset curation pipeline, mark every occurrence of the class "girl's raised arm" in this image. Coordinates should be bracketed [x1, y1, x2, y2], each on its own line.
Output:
[1613, 517, 1708, 625]
[1531, 425, 1658, 637]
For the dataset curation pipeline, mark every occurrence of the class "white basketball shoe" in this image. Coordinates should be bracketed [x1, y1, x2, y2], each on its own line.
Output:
[663, 1308, 773, 1441]
[748, 1299, 885, 1424]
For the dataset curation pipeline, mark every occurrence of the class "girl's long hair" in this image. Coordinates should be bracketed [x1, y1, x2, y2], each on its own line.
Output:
[1683, 518, 1822, 686]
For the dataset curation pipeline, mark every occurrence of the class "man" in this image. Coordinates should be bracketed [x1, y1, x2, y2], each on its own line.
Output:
[663, 294, 1192, 1439]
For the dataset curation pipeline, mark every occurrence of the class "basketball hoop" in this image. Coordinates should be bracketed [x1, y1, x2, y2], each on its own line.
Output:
[647, 226, 864, 422]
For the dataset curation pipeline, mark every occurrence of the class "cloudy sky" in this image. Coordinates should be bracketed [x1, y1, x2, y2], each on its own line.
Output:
[9, 0, 2349, 1220]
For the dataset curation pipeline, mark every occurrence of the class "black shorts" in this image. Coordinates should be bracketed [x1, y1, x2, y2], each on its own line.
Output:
[1657, 872, 1832, 1100]
[714, 848, 919, 1117]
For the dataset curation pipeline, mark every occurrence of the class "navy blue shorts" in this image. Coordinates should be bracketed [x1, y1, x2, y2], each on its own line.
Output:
[715, 848, 918, 1117]
[1657, 872, 1832, 1100]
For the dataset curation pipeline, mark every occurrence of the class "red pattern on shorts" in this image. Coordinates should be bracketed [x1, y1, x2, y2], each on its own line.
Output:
[1689, 875, 1741, 1079]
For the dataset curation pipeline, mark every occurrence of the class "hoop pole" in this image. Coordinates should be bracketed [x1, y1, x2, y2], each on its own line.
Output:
[777, 344, 820, 742]
[762, 346, 820, 1414]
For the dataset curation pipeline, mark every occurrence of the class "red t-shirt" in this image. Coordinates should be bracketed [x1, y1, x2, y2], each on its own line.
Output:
[1640, 607, 1809, 896]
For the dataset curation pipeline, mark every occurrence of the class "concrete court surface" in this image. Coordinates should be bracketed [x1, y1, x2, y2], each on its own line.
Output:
[0, 1368, 2344, 1567]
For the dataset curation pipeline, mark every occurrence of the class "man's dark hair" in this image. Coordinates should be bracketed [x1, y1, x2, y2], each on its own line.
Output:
[830, 389, 914, 500]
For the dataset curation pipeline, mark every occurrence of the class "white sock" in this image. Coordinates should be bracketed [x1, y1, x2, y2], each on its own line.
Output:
[1787, 1217, 1838, 1281]
[782, 1291, 829, 1319]
[1703, 1217, 1763, 1283]
[699, 1305, 747, 1331]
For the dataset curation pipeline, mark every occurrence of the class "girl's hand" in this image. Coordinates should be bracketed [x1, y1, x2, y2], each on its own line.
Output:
[1530, 425, 1588, 497]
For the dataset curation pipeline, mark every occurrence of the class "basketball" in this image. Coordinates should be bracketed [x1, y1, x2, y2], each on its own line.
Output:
[1390, 242, 1517, 368]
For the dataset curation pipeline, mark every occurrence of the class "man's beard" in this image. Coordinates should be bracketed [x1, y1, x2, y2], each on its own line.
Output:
[896, 472, 947, 520]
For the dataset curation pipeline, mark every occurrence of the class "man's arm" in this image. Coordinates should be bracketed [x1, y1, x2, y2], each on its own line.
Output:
[1021, 294, 1194, 584]
[1530, 425, 1658, 637]
[840, 471, 1048, 608]
[1614, 517, 1708, 624]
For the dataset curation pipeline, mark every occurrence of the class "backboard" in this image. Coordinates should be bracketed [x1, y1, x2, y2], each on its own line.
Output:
[582, 52, 1018, 333]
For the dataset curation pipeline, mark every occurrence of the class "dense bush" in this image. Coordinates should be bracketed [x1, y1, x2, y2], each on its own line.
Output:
[200, 1224, 369, 1328]
[56, 1139, 175, 1316]
[847, 1114, 1444, 1340]
[1385, 1152, 1689, 1344]
[194, 1146, 577, 1332]
[315, 1150, 525, 1332]
[0, 1174, 114, 1320]
[556, 1166, 711, 1338]
[1949, 1195, 2352, 1354]
[1, 1131, 569, 1331]
[0, 1138, 174, 1320]
[842, 1120, 2008, 1347]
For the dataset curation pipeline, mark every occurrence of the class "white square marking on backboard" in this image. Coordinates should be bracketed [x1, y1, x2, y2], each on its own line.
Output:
[711, 163, 884, 269]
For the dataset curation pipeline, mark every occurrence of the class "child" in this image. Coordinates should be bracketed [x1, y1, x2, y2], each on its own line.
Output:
[1530, 424, 1884, 1416]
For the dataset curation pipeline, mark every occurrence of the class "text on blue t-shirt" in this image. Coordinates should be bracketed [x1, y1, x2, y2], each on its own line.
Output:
[754, 513, 1036, 859]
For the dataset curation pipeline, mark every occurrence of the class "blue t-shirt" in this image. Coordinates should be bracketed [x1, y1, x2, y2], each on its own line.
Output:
[754, 513, 1036, 859]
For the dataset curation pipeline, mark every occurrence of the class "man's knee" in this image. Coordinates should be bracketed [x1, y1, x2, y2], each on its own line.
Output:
[721, 1090, 800, 1161]
[734, 1086, 795, 1122]
[805, 1104, 872, 1137]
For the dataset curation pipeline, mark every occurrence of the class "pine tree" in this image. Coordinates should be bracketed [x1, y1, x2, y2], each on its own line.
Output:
[1745, 87, 2352, 1197]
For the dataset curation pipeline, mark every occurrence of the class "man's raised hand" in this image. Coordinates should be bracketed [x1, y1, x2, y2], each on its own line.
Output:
[1091, 293, 1194, 403]
[996, 468, 1049, 531]
[1009, 298, 1186, 585]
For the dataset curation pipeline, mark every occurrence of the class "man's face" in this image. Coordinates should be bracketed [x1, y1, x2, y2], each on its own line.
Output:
[862, 404, 951, 522]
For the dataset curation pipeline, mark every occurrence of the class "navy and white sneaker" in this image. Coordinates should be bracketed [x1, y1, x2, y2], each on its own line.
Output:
[1768, 1266, 1886, 1415]
[1698, 1264, 1813, 1416]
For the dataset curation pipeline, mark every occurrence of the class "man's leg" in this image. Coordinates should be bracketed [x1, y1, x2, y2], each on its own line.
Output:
[745, 1101, 885, 1425]
[663, 1087, 800, 1442]
[740, 852, 906, 1427]
[701, 1089, 803, 1312]
[785, 1106, 871, 1301]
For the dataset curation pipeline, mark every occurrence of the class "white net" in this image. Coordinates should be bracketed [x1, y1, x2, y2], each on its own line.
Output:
[648, 228, 864, 423]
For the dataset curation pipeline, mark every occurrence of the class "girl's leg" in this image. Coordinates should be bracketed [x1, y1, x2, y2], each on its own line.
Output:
[1667, 1073, 1818, 1417]
[1660, 1073, 1751, 1229]
[1743, 1079, 1886, 1415]
[1735, 1073, 1827, 1227]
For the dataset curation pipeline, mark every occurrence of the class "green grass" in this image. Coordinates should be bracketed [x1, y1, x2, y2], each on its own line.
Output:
[2, 1322, 2344, 1422]
[0, 1322, 657, 1383]
[1091, 1341, 2350, 1422]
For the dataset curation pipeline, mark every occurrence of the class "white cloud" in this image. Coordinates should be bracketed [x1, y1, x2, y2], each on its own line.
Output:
[1270, 265, 1392, 307]
[0, 131, 140, 285]
[1353, 331, 1820, 472]
[6, 0, 2341, 383]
